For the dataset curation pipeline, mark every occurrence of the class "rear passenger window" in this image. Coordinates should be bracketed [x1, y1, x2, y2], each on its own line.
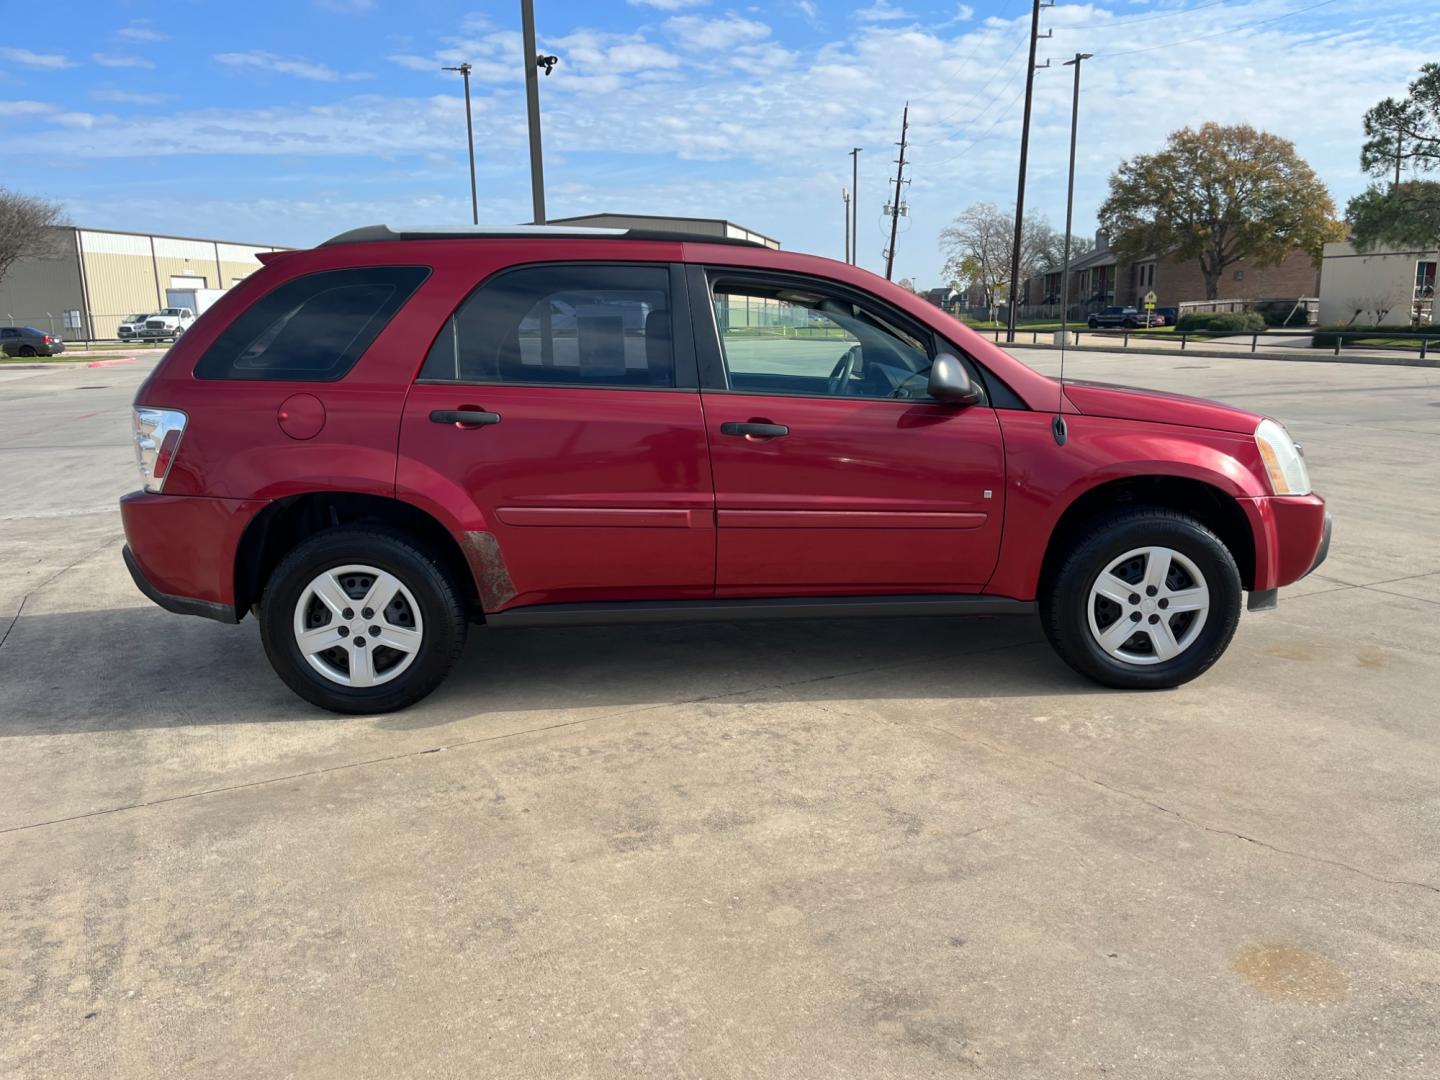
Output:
[195, 266, 428, 381]
[420, 264, 674, 388]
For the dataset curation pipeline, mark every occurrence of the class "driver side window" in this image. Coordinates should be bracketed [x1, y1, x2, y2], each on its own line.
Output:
[710, 280, 934, 400]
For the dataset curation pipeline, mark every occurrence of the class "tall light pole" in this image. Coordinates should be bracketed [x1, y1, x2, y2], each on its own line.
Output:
[843, 188, 852, 263]
[520, 0, 555, 225]
[442, 63, 478, 225]
[1005, 0, 1052, 342]
[1058, 53, 1092, 349]
[849, 147, 862, 265]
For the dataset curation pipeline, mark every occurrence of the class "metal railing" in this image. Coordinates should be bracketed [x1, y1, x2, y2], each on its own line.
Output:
[983, 325, 1440, 359]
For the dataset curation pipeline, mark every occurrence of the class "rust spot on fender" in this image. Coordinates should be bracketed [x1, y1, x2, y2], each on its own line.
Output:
[461, 531, 517, 611]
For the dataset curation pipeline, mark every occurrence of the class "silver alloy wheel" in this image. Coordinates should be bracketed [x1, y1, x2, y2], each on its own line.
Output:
[1086, 546, 1210, 666]
[292, 564, 424, 688]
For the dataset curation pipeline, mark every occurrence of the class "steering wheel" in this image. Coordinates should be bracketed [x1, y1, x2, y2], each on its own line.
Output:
[826, 345, 863, 396]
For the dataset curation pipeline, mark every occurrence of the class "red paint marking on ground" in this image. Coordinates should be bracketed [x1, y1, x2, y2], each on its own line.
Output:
[86, 357, 138, 368]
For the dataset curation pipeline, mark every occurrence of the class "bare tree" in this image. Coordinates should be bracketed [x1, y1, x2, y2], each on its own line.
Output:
[940, 203, 1087, 310]
[0, 188, 66, 291]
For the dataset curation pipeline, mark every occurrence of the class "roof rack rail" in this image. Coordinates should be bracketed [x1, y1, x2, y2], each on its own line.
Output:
[319, 224, 767, 248]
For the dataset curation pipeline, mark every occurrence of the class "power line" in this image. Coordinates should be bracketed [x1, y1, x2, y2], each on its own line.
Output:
[926, 30, 1031, 131]
[1093, 0, 1344, 58]
[1059, 0, 1236, 32]
[919, 77, 1030, 171]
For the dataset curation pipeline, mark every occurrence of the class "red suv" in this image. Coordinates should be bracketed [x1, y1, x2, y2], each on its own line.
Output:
[121, 225, 1330, 713]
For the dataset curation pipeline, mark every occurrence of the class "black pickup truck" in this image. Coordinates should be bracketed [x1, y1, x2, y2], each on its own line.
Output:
[1087, 306, 1146, 329]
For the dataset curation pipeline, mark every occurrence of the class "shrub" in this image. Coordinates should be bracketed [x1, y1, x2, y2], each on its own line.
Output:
[1174, 311, 1266, 333]
[1252, 300, 1311, 327]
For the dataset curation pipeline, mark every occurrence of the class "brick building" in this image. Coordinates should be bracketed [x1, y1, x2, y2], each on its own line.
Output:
[1021, 232, 1321, 315]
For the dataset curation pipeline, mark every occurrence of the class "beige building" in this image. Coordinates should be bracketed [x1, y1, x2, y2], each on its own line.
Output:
[0, 227, 289, 341]
[1318, 240, 1437, 326]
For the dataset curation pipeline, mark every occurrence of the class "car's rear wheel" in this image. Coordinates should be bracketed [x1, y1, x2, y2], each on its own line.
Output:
[259, 527, 467, 714]
[18, 345, 36, 357]
[1087, 318, 1099, 329]
[1041, 508, 1241, 689]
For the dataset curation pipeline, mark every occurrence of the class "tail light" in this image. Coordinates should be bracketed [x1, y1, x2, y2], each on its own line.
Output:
[44, 335, 55, 343]
[132, 408, 188, 492]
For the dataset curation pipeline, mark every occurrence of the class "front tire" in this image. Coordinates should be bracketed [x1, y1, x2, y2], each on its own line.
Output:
[260, 527, 467, 714]
[1041, 508, 1241, 689]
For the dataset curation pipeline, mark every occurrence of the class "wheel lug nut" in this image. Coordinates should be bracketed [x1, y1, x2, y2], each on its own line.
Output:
[1148, 614, 1160, 624]
[362, 607, 374, 619]
[353, 636, 366, 647]
[1128, 593, 1140, 605]
[1130, 612, 1141, 622]
[369, 626, 380, 637]
[1145, 586, 1158, 597]
[343, 607, 354, 619]
[1158, 598, 1169, 609]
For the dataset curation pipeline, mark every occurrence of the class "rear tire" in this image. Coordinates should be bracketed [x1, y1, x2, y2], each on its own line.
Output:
[1041, 507, 1241, 689]
[260, 527, 467, 714]
[18, 345, 36, 357]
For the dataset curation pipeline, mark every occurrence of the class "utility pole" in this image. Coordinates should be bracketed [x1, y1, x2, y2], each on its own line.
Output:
[520, 0, 554, 224]
[849, 147, 862, 265]
[843, 188, 852, 263]
[1005, 0, 1052, 341]
[884, 103, 909, 282]
[1059, 52, 1092, 348]
[441, 62, 478, 225]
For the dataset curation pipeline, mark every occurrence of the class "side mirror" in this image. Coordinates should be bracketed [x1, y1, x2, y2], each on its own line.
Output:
[928, 353, 981, 405]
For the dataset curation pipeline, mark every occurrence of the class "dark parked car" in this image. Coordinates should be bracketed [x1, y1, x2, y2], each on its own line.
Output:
[1087, 306, 1144, 329]
[0, 326, 66, 357]
[1153, 307, 1179, 327]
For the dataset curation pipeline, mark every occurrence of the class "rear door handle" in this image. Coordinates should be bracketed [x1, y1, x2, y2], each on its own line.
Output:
[720, 421, 789, 438]
[431, 409, 501, 427]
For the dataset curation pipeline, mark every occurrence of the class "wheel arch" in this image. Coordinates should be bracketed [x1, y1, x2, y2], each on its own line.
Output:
[234, 492, 480, 618]
[1037, 475, 1257, 596]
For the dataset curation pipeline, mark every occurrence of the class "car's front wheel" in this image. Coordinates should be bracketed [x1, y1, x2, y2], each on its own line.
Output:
[259, 527, 468, 713]
[1041, 508, 1241, 689]
[1087, 318, 1099, 329]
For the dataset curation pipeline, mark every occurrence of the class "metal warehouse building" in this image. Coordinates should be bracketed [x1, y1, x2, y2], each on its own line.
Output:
[0, 227, 290, 342]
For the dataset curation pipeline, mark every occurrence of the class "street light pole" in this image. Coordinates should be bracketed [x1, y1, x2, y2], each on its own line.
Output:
[1005, 0, 1051, 342]
[521, 0, 548, 224]
[849, 147, 862, 266]
[1059, 52, 1092, 348]
[442, 63, 478, 225]
[843, 188, 851, 263]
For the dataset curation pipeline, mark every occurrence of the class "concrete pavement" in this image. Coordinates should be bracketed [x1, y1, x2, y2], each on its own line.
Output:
[2, 351, 1438, 1078]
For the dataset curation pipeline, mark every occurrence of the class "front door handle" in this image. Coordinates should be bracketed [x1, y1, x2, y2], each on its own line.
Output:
[720, 421, 789, 438]
[431, 409, 501, 427]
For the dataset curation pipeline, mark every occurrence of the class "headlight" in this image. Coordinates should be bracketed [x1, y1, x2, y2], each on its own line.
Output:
[133, 407, 188, 493]
[1254, 418, 1311, 496]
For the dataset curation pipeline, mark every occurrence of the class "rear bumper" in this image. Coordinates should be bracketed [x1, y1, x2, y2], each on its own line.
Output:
[120, 490, 267, 623]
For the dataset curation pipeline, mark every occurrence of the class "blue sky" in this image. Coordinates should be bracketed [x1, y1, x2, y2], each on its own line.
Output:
[1, 0, 1434, 284]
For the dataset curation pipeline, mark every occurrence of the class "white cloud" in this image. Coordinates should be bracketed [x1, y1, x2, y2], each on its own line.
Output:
[93, 53, 157, 69]
[665, 15, 771, 52]
[116, 21, 166, 43]
[0, 100, 56, 117]
[53, 112, 97, 129]
[628, 0, 708, 9]
[92, 88, 174, 105]
[215, 51, 372, 82]
[854, 0, 912, 22]
[0, 47, 76, 70]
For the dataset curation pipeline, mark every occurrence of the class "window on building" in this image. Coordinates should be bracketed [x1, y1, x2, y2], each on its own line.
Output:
[1416, 261, 1437, 298]
[1233, 270, 1245, 282]
[420, 264, 674, 388]
[195, 266, 429, 381]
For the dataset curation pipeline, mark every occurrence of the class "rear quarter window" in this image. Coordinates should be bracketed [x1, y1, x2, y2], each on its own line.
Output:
[194, 266, 429, 381]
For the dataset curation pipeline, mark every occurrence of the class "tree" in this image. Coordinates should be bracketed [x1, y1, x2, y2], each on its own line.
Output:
[0, 188, 66, 291]
[1098, 123, 1340, 300]
[939, 203, 1086, 308]
[1348, 64, 1440, 251]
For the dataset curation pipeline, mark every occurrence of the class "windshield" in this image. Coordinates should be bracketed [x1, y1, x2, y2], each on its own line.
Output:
[126, 314, 147, 321]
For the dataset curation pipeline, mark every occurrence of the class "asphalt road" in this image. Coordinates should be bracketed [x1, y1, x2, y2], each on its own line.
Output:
[2, 351, 1438, 1079]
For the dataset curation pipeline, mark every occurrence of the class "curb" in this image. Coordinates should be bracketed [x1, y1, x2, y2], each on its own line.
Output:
[86, 357, 139, 368]
[1002, 342, 1440, 369]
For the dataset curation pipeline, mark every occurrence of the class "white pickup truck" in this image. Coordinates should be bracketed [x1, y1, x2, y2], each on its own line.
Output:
[139, 307, 197, 341]
[117, 313, 153, 341]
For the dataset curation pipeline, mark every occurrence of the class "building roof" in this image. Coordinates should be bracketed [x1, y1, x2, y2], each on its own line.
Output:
[1067, 246, 1117, 272]
[64, 225, 291, 250]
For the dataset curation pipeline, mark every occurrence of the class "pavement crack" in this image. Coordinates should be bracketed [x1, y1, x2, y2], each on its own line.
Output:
[0, 532, 124, 652]
[913, 723, 1440, 898]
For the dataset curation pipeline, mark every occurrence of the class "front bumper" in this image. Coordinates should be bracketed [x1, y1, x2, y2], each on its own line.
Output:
[1243, 498, 1331, 612]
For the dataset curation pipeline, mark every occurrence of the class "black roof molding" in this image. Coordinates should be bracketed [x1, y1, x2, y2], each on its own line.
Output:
[320, 224, 767, 248]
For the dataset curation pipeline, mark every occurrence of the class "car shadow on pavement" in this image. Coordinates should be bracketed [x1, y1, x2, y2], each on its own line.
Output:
[0, 604, 1112, 735]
